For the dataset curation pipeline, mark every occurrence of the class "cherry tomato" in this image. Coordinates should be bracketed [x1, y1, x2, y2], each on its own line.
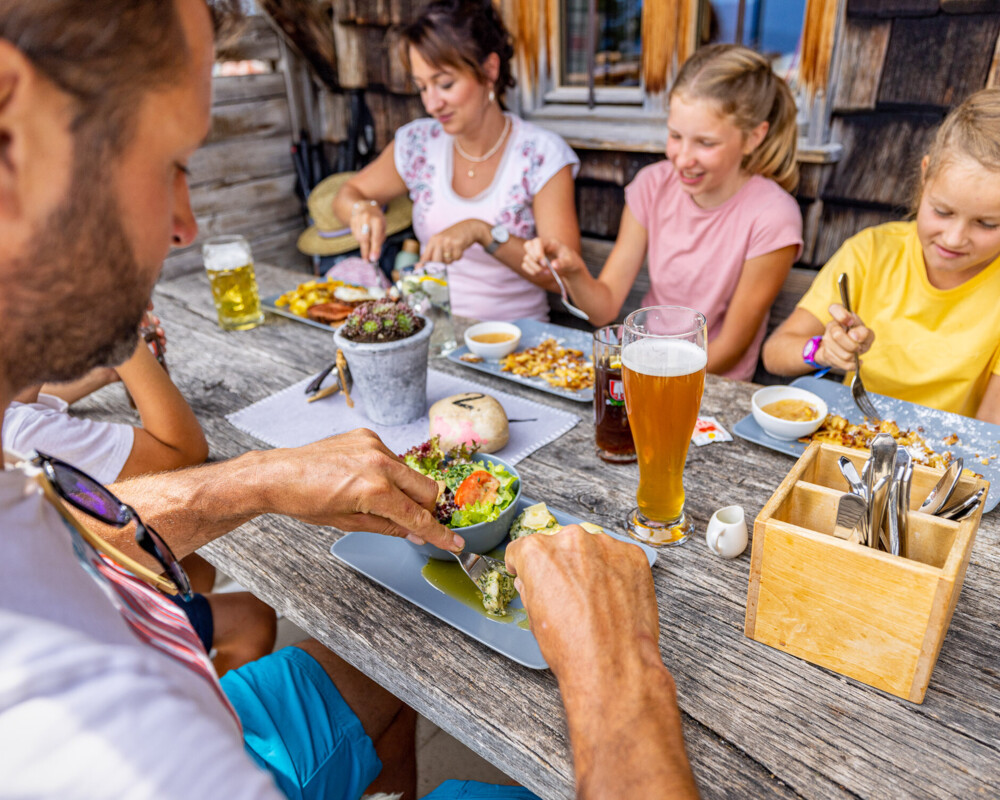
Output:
[454, 470, 500, 508]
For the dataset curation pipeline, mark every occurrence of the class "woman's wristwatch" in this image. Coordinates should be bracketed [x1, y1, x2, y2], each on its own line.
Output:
[802, 335, 824, 369]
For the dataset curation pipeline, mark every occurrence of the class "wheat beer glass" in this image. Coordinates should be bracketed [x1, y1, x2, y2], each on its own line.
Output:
[202, 235, 264, 331]
[622, 306, 707, 546]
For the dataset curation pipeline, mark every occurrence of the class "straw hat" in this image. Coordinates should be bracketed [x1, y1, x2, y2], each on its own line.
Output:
[298, 171, 414, 256]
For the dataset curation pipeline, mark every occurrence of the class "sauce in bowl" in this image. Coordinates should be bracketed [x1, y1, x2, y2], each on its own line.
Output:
[761, 399, 819, 422]
[470, 332, 517, 344]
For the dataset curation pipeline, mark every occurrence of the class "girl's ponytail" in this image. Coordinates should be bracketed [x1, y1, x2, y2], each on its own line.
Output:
[671, 44, 799, 192]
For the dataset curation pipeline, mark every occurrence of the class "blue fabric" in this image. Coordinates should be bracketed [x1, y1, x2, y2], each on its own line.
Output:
[166, 591, 213, 652]
[221, 646, 381, 800]
[423, 780, 542, 800]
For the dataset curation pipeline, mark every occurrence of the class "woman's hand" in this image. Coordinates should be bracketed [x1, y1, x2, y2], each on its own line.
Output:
[522, 236, 586, 280]
[417, 219, 490, 267]
[350, 201, 387, 263]
[815, 303, 875, 372]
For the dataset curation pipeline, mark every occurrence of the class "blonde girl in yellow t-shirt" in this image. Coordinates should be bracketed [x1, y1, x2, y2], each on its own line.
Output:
[763, 88, 1000, 422]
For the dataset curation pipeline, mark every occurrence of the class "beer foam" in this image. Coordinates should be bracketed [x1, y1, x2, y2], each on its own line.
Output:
[621, 338, 706, 377]
[205, 242, 250, 272]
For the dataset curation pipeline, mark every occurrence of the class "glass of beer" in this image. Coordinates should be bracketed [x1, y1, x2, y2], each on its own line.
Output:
[202, 235, 264, 331]
[622, 306, 707, 546]
[593, 325, 635, 463]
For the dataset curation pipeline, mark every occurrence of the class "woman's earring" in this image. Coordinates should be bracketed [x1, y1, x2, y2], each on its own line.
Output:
[488, 89, 495, 103]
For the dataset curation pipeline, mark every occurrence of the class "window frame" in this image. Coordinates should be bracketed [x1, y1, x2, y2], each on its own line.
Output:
[511, 0, 843, 161]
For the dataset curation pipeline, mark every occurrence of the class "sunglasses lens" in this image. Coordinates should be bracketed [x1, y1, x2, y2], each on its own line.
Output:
[48, 460, 130, 525]
[140, 524, 193, 600]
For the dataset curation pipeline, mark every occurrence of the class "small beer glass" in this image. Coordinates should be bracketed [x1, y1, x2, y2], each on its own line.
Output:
[593, 325, 635, 463]
[202, 235, 264, 331]
[622, 306, 707, 546]
[400, 263, 456, 355]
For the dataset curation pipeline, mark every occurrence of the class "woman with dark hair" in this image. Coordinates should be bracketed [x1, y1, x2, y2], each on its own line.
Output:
[333, 0, 581, 322]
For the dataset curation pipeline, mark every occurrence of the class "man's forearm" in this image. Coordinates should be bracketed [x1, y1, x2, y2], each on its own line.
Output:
[106, 449, 272, 565]
[561, 639, 699, 799]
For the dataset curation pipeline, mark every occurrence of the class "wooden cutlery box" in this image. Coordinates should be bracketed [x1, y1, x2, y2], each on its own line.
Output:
[744, 442, 988, 703]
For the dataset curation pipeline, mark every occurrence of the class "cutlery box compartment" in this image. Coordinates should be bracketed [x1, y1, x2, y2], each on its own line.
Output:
[744, 442, 988, 703]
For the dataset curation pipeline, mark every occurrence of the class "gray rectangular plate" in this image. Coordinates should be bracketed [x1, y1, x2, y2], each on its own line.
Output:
[447, 319, 594, 403]
[261, 292, 342, 333]
[330, 496, 656, 669]
[732, 376, 1000, 513]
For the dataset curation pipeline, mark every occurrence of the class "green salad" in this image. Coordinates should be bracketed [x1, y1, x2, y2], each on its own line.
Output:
[402, 437, 518, 528]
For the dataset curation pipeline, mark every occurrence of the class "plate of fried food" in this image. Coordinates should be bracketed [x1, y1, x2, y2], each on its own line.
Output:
[447, 319, 595, 403]
[733, 376, 1000, 512]
[262, 279, 388, 330]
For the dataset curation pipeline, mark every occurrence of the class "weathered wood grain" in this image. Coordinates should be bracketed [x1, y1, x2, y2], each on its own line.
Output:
[207, 96, 292, 143]
[878, 14, 1000, 108]
[575, 182, 625, 239]
[78, 262, 1000, 799]
[812, 203, 903, 266]
[846, 0, 940, 16]
[189, 134, 297, 188]
[213, 72, 289, 104]
[831, 17, 891, 112]
[823, 113, 939, 207]
[216, 15, 282, 63]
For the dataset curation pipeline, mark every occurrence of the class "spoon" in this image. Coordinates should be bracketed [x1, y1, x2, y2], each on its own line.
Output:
[543, 257, 589, 320]
[837, 456, 867, 499]
[867, 434, 897, 549]
[938, 487, 986, 521]
[918, 457, 963, 515]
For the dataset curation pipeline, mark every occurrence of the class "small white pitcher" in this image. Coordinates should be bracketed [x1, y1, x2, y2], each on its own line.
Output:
[705, 505, 747, 559]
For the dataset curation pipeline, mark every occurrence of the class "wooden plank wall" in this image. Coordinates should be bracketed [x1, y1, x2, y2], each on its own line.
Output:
[161, 17, 310, 280]
[803, 2, 1000, 267]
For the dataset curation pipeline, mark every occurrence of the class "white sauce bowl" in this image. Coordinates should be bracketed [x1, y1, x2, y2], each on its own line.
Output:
[463, 321, 522, 360]
[751, 386, 828, 441]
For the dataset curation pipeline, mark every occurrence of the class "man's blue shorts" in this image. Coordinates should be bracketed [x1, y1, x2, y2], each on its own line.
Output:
[221, 646, 542, 800]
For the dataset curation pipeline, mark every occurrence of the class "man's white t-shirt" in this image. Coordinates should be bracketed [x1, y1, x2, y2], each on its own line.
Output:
[3, 393, 134, 483]
[0, 466, 283, 798]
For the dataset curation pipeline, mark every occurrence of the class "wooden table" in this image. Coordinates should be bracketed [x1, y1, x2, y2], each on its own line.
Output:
[80, 263, 1000, 799]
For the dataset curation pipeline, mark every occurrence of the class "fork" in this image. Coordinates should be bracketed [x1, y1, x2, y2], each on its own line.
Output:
[543, 257, 589, 321]
[837, 273, 881, 421]
[450, 550, 508, 589]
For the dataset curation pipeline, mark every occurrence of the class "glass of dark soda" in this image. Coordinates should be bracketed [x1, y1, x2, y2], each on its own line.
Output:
[593, 325, 636, 463]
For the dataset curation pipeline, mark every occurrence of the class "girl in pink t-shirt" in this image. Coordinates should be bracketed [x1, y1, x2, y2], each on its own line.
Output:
[525, 45, 803, 380]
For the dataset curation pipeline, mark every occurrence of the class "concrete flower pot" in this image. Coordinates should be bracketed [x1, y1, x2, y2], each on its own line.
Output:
[334, 317, 433, 425]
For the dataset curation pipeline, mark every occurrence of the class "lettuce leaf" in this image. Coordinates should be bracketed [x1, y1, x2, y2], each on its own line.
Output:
[448, 461, 519, 528]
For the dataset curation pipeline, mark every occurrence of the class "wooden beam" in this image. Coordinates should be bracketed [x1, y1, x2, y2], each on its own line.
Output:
[259, 0, 339, 91]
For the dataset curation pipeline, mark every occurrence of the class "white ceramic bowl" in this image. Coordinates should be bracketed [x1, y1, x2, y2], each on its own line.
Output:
[463, 321, 522, 360]
[751, 386, 828, 441]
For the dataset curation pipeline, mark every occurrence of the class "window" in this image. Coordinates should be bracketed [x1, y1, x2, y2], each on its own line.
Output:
[516, 0, 827, 154]
[562, 0, 643, 89]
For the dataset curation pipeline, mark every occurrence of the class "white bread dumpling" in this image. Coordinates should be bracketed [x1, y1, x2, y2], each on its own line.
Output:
[429, 392, 509, 453]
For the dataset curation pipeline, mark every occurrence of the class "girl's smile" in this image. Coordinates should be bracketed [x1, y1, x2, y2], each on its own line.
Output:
[665, 93, 766, 209]
[917, 154, 1000, 288]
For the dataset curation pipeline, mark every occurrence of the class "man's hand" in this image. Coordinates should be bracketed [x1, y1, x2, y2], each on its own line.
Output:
[262, 429, 463, 552]
[506, 527, 698, 798]
[505, 526, 659, 679]
[816, 303, 875, 373]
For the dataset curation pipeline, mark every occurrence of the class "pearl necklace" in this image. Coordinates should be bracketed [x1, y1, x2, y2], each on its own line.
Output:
[453, 115, 511, 178]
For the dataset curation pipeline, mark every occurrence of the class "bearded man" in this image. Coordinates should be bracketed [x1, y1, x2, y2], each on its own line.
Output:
[0, 2, 697, 799]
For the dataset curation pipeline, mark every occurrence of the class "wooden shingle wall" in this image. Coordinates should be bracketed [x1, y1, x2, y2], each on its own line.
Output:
[802, 2, 1000, 268]
[161, 18, 310, 280]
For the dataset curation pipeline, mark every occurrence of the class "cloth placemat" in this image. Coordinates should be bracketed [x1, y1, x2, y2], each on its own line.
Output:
[226, 368, 581, 464]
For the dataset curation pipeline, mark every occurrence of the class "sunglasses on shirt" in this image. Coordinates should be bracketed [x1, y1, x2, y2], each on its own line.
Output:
[31, 451, 193, 601]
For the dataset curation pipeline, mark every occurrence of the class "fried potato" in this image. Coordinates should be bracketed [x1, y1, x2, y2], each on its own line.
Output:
[500, 338, 594, 391]
[274, 278, 351, 317]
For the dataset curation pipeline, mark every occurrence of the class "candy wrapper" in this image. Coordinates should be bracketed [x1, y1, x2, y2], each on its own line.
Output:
[692, 416, 733, 447]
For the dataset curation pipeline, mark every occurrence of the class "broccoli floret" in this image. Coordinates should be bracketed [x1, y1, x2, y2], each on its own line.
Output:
[477, 566, 516, 616]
